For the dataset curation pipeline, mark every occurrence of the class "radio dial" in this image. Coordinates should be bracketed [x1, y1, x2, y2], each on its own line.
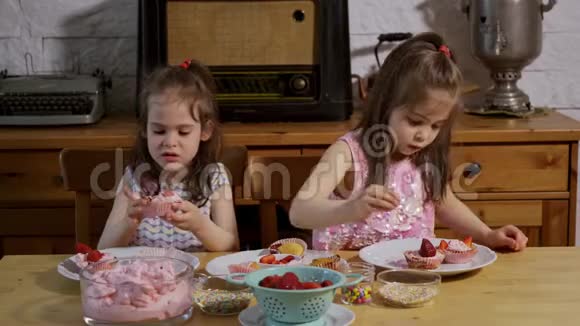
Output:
[290, 75, 308, 92]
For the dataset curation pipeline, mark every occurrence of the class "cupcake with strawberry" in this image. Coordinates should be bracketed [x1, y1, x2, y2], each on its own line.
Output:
[71, 243, 115, 269]
[404, 239, 445, 270]
[439, 237, 478, 264]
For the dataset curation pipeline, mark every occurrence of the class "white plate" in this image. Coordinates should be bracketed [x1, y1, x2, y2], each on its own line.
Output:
[359, 238, 497, 276]
[205, 249, 342, 276]
[57, 246, 200, 281]
[239, 304, 355, 326]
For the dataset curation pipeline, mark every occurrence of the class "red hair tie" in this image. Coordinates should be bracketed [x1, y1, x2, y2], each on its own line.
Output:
[179, 59, 192, 69]
[438, 45, 451, 58]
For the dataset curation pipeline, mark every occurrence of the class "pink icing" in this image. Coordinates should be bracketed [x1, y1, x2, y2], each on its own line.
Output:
[447, 240, 471, 252]
[150, 191, 182, 204]
[142, 191, 183, 218]
[82, 260, 192, 322]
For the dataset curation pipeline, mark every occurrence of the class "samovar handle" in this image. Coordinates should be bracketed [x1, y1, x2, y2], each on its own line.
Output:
[461, 0, 471, 18]
[541, 0, 557, 19]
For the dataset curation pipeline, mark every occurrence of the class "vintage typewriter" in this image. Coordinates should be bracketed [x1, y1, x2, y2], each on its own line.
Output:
[0, 71, 110, 126]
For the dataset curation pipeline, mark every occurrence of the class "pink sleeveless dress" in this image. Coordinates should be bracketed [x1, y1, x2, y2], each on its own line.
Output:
[312, 131, 435, 250]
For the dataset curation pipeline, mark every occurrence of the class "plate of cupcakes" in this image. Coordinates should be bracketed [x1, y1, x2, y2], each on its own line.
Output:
[359, 237, 497, 276]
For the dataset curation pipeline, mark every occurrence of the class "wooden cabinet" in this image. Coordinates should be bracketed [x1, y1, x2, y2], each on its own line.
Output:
[0, 111, 579, 255]
[449, 144, 569, 192]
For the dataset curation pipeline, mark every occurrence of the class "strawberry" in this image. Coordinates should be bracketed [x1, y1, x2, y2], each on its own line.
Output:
[75, 242, 92, 254]
[321, 280, 333, 287]
[269, 243, 282, 254]
[279, 255, 295, 264]
[259, 275, 283, 288]
[271, 275, 282, 286]
[302, 282, 322, 289]
[259, 254, 276, 264]
[439, 240, 449, 251]
[419, 239, 436, 257]
[86, 250, 104, 262]
[259, 276, 277, 288]
[277, 272, 301, 290]
[463, 236, 473, 247]
[162, 190, 175, 196]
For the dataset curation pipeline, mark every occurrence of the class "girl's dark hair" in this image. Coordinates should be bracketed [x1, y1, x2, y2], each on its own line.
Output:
[357, 32, 463, 202]
[131, 59, 221, 205]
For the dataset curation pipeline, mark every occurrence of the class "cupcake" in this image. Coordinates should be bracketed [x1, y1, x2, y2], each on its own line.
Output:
[228, 261, 261, 274]
[72, 243, 115, 270]
[268, 238, 307, 257]
[441, 237, 478, 264]
[142, 190, 182, 218]
[309, 254, 347, 271]
[403, 239, 445, 270]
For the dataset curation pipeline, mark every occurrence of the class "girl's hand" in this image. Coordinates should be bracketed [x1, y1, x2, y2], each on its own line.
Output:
[348, 184, 400, 221]
[484, 225, 528, 251]
[123, 186, 148, 224]
[166, 200, 205, 232]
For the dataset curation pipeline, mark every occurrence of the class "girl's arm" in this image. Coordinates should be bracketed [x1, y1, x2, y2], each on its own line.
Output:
[435, 185, 491, 243]
[289, 141, 399, 229]
[171, 184, 239, 251]
[289, 141, 354, 229]
[436, 185, 527, 250]
[194, 184, 239, 251]
[97, 180, 139, 249]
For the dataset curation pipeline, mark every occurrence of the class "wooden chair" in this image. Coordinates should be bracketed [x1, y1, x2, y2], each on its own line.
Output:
[246, 155, 321, 247]
[59, 146, 247, 245]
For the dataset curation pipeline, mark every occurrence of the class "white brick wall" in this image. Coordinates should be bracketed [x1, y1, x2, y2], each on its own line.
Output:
[1, 0, 579, 242]
[1, 0, 578, 110]
[0, 0, 137, 111]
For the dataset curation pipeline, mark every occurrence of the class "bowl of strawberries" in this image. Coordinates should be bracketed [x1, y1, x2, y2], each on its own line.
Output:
[227, 266, 363, 324]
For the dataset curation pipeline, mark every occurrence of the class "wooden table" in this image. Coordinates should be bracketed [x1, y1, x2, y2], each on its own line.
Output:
[0, 248, 578, 325]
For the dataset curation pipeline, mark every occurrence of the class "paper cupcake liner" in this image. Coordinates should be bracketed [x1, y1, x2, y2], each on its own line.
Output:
[142, 202, 173, 218]
[404, 250, 445, 270]
[90, 260, 116, 272]
[228, 261, 261, 274]
[268, 238, 307, 257]
[309, 255, 346, 271]
[137, 247, 198, 267]
[443, 247, 478, 264]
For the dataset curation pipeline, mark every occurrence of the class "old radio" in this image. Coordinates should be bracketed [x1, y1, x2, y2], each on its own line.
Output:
[138, 0, 353, 122]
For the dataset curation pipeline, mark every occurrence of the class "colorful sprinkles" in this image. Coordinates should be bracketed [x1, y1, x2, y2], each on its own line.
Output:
[341, 285, 373, 304]
[192, 289, 253, 315]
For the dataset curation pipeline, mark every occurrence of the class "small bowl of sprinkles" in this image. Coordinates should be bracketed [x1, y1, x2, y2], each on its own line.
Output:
[374, 270, 441, 308]
[192, 273, 254, 315]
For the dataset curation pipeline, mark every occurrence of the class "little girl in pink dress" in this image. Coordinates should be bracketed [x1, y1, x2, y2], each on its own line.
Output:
[313, 131, 435, 250]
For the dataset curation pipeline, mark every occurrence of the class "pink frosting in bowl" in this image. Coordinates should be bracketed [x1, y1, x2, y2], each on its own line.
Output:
[80, 257, 193, 324]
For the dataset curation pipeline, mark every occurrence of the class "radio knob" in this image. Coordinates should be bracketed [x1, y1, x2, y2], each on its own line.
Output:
[290, 75, 308, 92]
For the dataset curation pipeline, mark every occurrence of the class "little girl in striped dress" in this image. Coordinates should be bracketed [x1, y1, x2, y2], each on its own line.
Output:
[98, 59, 239, 252]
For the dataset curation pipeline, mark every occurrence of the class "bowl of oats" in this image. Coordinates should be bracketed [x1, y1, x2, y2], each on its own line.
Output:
[374, 270, 441, 308]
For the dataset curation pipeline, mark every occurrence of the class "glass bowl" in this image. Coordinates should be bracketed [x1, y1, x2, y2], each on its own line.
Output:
[373, 270, 441, 308]
[192, 273, 254, 315]
[80, 257, 193, 325]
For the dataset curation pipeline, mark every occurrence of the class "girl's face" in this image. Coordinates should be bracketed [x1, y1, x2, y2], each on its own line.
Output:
[388, 88, 456, 157]
[146, 91, 212, 173]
